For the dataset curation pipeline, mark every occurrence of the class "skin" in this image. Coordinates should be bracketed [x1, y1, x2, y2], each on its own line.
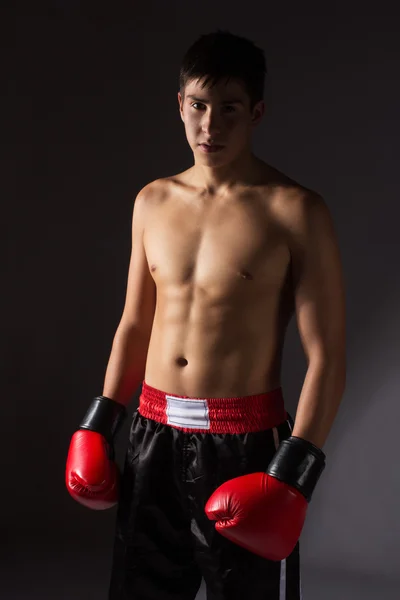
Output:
[103, 76, 346, 448]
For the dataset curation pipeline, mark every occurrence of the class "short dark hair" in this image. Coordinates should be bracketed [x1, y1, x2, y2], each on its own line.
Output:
[179, 30, 267, 111]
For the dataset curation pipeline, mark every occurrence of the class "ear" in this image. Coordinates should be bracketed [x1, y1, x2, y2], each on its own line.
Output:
[177, 91, 185, 122]
[251, 100, 265, 127]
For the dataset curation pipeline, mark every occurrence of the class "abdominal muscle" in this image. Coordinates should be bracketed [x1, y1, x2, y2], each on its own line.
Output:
[144, 283, 292, 398]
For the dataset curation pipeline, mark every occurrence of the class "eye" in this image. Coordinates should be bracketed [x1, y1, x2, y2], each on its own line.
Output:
[191, 103, 236, 113]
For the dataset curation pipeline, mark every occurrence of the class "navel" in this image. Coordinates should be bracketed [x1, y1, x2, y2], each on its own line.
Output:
[176, 356, 188, 367]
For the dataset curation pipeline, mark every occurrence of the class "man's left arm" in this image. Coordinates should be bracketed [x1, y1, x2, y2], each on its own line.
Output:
[286, 191, 347, 449]
[204, 192, 346, 558]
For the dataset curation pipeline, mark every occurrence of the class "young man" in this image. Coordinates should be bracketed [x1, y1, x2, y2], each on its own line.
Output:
[66, 30, 346, 599]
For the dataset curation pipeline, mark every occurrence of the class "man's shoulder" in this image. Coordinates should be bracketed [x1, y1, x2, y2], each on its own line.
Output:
[137, 177, 167, 199]
[263, 164, 319, 202]
[264, 165, 325, 228]
[133, 178, 170, 216]
[137, 173, 185, 203]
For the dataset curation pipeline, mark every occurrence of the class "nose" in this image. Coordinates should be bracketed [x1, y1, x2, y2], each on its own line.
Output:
[201, 110, 222, 138]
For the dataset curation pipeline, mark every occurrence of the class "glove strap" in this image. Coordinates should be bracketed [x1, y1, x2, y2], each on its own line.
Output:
[79, 396, 127, 443]
[266, 436, 326, 502]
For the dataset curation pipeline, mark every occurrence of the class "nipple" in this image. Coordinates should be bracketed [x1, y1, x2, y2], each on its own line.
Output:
[176, 357, 188, 367]
[150, 264, 157, 272]
[238, 270, 253, 280]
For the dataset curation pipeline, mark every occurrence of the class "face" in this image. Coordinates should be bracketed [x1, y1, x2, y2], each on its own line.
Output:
[178, 77, 264, 165]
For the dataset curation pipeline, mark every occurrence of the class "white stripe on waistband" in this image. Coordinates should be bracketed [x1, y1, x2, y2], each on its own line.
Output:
[166, 395, 210, 429]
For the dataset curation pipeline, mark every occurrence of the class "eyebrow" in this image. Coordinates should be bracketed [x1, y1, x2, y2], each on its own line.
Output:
[186, 95, 244, 105]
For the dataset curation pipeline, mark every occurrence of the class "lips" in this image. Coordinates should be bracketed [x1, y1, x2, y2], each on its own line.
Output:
[199, 143, 224, 152]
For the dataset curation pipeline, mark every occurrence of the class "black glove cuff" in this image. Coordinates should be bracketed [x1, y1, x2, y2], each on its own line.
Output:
[266, 436, 326, 502]
[79, 396, 127, 443]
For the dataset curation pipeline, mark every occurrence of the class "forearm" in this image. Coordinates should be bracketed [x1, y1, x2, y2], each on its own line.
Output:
[102, 323, 151, 407]
[291, 358, 346, 449]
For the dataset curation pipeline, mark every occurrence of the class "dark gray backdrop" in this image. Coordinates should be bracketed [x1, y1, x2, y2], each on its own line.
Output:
[4, 2, 400, 598]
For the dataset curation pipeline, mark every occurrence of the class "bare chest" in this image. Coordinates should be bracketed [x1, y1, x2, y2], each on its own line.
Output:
[144, 193, 291, 298]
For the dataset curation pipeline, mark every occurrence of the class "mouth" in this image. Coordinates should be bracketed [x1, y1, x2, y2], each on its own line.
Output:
[199, 143, 225, 153]
[200, 142, 224, 147]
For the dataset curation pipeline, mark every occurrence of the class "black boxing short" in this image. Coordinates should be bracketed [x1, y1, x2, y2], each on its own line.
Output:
[108, 381, 303, 600]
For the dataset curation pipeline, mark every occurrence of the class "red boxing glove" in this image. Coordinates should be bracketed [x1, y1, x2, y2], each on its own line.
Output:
[66, 396, 127, 510]
[205, 436, 326, 561]
[66, 429, 119, 510]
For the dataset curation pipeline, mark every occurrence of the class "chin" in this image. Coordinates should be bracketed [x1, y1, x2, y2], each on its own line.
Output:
[196, 146, 229, 159]
[198, 154, 229, 166]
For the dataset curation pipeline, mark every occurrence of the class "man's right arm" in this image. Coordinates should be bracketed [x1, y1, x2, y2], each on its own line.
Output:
[65, 183, 158, 509]
[101, 182, 157, 407]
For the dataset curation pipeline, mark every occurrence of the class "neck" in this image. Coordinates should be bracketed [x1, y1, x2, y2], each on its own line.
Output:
[191, 149, 261, 196]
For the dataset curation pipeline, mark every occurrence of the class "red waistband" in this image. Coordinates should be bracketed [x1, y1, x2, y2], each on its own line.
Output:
[138, 380, 288, 434]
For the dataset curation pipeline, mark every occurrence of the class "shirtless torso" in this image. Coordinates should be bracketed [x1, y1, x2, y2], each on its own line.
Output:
[142, 159, 304, 398]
